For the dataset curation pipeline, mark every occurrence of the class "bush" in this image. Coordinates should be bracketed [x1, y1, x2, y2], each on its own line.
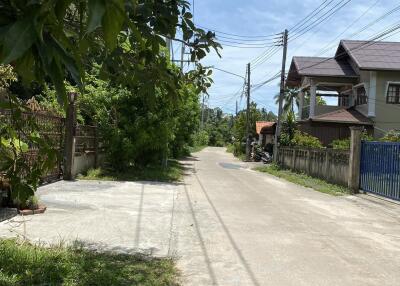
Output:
[381, 130, 400, 142]
[226, 143, 234, 153]
[191, 130, 209, 147]
[279, 111, 296, 146]
[331, 138, 350, 150]
[292, 131, 323, 148]
[233, 141, 245, 157]
[331, 130, 374, 150]
[25, 196, 39, 210]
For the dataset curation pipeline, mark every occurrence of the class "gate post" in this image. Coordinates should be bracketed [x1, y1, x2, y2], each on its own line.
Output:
[348, 126, 363, 193]
[64, 92, 78, 180]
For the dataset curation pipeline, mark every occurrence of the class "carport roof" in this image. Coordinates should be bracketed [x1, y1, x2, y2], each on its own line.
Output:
[309, 108, 373, 125]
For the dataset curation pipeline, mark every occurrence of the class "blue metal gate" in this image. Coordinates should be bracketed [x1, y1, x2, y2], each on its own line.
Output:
[360, 141, 400, 201]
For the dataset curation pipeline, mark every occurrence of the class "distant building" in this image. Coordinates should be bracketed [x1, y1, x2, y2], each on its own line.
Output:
[256, 121, 276, 146]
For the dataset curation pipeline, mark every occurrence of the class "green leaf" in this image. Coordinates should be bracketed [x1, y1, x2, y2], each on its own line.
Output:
[48, 59, 67, 108]
[1, 18, 36, 64]
[55, 0, 73, 20]
[102, 0, 125, 50]
[14, 50, 35, 82]
[87, 0, 106, 33]
[50, 36, 82, 87]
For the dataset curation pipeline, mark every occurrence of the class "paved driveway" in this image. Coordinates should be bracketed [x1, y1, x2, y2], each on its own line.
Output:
[1, 147, 400, 285]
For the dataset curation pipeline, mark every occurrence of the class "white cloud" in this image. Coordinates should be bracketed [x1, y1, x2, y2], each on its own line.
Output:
[188, 0, 400, 114]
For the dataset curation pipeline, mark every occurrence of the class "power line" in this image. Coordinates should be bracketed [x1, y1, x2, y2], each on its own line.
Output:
[293, 23, 400, 76]
[195, 24, 281, 39]
[215, 33, 282, 42]
[289, 0, 335, 33]
[347, 4, 400, 39]
[251, 72, 281, 93]
[211, 67, 245, 79]
[315, 0, 380, 56]
[251, 1, 346, 70]
[251, 46, 282, 70]
[290, 0, 352, 42]
[216, 38, 279, 48]
[251, 1, 347, 71]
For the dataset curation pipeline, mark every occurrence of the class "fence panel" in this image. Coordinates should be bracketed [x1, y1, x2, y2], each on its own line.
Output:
[75, 125, 98, 154]
[278, 147, 350, 186]
[360, 142, 400, 201]
[0, 109, 64, 182]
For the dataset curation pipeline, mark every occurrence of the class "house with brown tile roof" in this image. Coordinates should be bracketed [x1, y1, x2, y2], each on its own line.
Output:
[256, 121, 276, 146]
[287, 40, 400, 145]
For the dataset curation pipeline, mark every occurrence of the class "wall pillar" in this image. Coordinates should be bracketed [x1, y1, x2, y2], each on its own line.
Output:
[368, 71, 376, 117]
[298, 90, 304, 119]
[348, 126, 363, 193]
[64, 92, 77, 181]
[291, 149, 297, 170]
[310, 80, 317, 118]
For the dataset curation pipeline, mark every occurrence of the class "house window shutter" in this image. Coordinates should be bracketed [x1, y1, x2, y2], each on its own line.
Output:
[386, 84, 400, 104]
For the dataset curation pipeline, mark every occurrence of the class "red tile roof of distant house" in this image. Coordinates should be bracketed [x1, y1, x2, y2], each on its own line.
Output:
[256, 121, 276, 134]
[310, 108, 373, 125]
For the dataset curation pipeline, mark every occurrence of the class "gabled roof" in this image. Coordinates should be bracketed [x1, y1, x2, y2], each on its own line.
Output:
[286, 56, 357, 86]
[310, 107, 373, 125]
[336, 40, 400, 71]
[256, 121, 276, 134]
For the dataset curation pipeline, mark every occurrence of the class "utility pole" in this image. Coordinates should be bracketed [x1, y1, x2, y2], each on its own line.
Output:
[166, 37, 172, 60]
[235, 100, 238, 116]
[273, 29, 289, 162]
[201, 94, 205, 128]
[245, 63, 251, 161]
[180, 43, 185, 70]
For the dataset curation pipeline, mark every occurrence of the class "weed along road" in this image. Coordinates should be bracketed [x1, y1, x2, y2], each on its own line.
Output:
[1, 147, 400, 285]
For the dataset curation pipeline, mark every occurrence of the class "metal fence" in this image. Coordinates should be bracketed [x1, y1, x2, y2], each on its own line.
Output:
[0, 109, 65, 182]
[75, 125, 98, 154]
[360, 141, 400, 201]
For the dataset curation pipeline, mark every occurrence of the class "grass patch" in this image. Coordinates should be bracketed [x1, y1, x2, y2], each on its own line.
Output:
[0, 239, 179, 286]
[226, 144, 234, 154]
[78, 160, 184, 182]
[187, 145, 206, 154]
[254, 164, 350, 196]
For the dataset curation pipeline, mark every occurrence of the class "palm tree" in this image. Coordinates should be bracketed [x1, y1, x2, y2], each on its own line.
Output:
[274, 87, 299, 115]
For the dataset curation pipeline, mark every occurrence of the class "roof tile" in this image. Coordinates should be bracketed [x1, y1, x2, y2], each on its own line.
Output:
[311, 108, 373, 125]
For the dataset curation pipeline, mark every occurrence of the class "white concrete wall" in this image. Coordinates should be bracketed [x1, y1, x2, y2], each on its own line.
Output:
[72, 153, 105, 177]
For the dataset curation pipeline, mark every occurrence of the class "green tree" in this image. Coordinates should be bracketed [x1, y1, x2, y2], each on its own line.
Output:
[233, 102, 263, 142]
[0, 0, 220, 106]
[202, 107, 233, 146]
[0, 1, 220, 202]
[279, 111, 297, 146]
[274, 88, 299, 114]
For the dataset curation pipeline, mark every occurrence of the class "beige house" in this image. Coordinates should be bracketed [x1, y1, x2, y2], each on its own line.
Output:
[287, 40, 400, 144]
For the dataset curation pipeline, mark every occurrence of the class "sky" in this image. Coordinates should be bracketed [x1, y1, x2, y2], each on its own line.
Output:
[172, 0, 400, 115]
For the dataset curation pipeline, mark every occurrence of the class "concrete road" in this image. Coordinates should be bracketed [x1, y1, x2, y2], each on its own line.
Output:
[1, 147, 400, 285]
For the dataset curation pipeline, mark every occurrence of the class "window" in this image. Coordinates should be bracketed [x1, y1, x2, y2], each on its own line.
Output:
[355, 86, 368, 105]
[338, 95, 349, 107]
[386, 83, 400, 104]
